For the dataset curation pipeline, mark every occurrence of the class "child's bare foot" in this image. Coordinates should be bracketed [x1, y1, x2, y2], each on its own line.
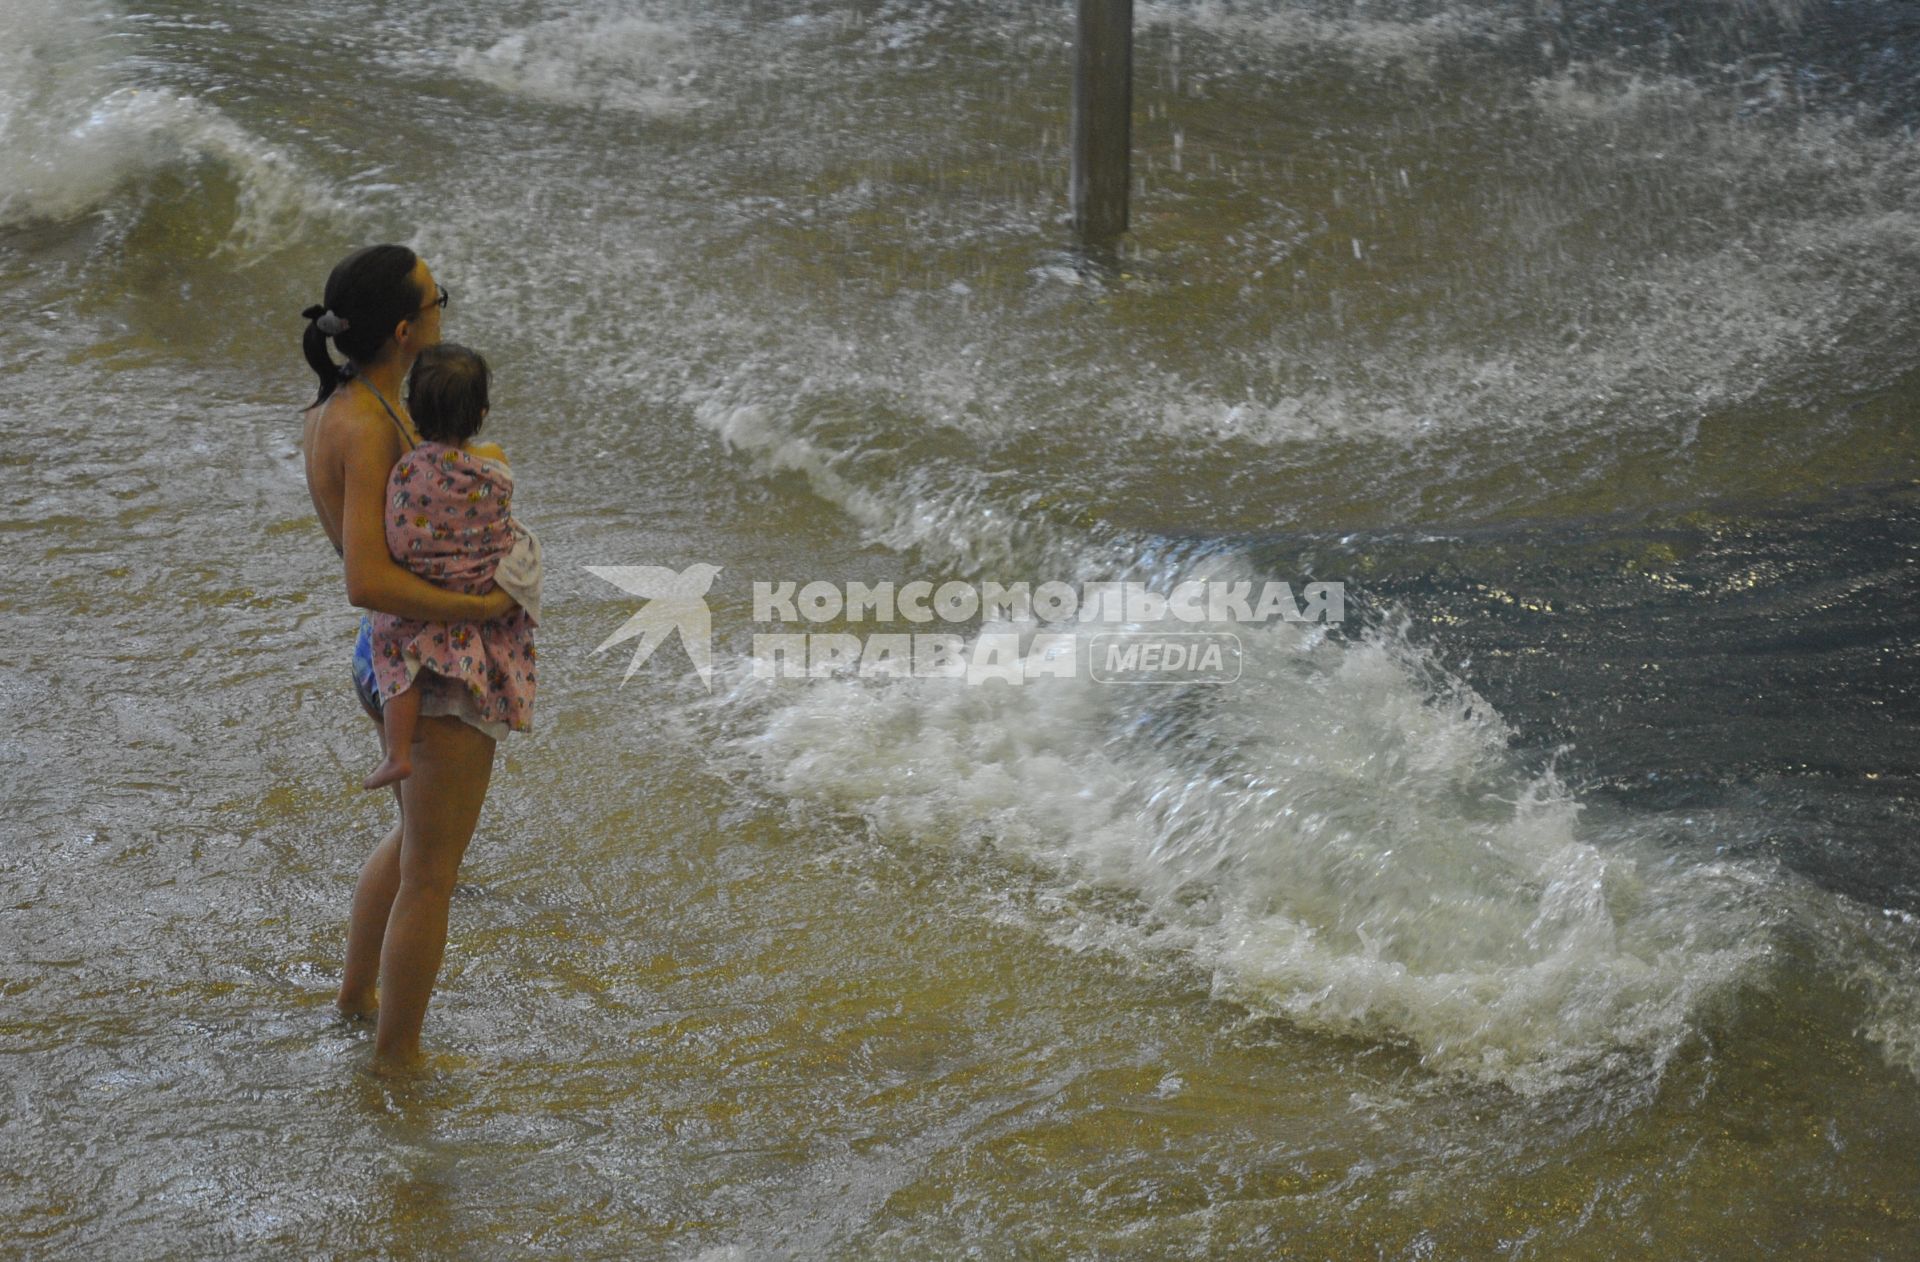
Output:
[363, 756, 411, 791]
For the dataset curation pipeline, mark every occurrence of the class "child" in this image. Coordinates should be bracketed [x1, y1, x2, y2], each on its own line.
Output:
[364, 344, 541, 789]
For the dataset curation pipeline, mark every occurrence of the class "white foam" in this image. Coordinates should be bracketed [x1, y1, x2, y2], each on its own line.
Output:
[0, 0, 343, 252]
[1141, 0, 1810, 66]
[711, 603, 1802, 1094]
[449, 9, 712, 116]
[1137, 0, 1525, 78]
[1133, 90, 1920, 450]
[1831, 906, 1920, 1082]
[1144, 204, 1916, 448]
[693, 392, 1076, 576]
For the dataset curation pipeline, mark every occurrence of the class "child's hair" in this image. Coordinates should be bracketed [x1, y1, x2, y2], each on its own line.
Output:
[407, 343, 491, 444]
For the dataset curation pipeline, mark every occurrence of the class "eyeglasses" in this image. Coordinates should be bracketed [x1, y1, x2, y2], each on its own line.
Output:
[416, 283, 449, 316]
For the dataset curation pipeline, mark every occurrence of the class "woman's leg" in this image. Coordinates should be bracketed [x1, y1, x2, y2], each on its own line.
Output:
[336, 823, 401, 1018]
[338, 716, 404, 1019]
[373, 713, 497, 1068]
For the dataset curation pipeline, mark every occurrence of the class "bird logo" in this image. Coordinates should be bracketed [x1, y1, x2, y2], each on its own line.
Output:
[586, 563, 724, 690]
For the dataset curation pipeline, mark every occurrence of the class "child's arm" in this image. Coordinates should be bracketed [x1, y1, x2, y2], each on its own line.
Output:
[342, 415, 517, 621]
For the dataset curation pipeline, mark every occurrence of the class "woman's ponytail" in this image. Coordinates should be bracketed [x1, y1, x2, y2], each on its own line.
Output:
[301, 304, 345, 407]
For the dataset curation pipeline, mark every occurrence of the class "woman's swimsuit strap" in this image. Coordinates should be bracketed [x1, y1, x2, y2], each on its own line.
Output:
[358, 377, 418, 451]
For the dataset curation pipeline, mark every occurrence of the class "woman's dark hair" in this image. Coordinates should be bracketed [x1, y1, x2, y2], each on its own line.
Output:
[300, 244, 426, 408]
[407, 343, 491, 444]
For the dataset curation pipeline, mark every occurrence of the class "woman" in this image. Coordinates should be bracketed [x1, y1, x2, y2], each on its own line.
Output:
[299, 244, 518, 1070]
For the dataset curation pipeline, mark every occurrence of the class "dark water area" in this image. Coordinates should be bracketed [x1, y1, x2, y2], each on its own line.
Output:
[1539, 0, 1920, 127]
[1318, 477, 1920, 910]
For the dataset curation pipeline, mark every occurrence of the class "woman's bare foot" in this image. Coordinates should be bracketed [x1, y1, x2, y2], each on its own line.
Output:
[368, 1044, 426, 1076]
[336, 987, 378, 1021]
[363, 754, 412, 791]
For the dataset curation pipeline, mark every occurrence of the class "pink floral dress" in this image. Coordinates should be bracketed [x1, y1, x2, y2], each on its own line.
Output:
[369, 442, 537, 736]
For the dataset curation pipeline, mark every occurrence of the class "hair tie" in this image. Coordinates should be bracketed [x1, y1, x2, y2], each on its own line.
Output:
[303, 304, 350, 336]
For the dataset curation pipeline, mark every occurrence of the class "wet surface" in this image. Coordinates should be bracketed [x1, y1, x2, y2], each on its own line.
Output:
[4, 0, 1920, 1256]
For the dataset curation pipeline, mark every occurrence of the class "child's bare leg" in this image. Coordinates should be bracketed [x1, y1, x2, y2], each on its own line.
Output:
[364, 684, 422, 790]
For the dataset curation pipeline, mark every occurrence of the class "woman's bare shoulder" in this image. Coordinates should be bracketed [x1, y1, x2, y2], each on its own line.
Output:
[309, 391, 402, 461]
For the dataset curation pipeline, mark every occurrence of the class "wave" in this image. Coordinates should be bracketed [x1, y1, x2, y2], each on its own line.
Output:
[691, 379, 1742, 1093]
[0, 0, 341, 254]
[689, 373, 1920, 1097]
[449, 9, 712, 116]
[429, 0, 855, 118]
[699, 587, 1839, 1097]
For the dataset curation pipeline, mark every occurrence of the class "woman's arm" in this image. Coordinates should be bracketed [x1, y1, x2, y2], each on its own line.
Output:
[341, 417, 518, 622]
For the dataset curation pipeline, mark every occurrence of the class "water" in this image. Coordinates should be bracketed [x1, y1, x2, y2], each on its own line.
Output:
[3, 0, 1917, 1255]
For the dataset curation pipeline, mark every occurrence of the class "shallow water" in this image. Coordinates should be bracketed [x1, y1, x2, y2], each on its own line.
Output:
[3, 0, 1918, 1256]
